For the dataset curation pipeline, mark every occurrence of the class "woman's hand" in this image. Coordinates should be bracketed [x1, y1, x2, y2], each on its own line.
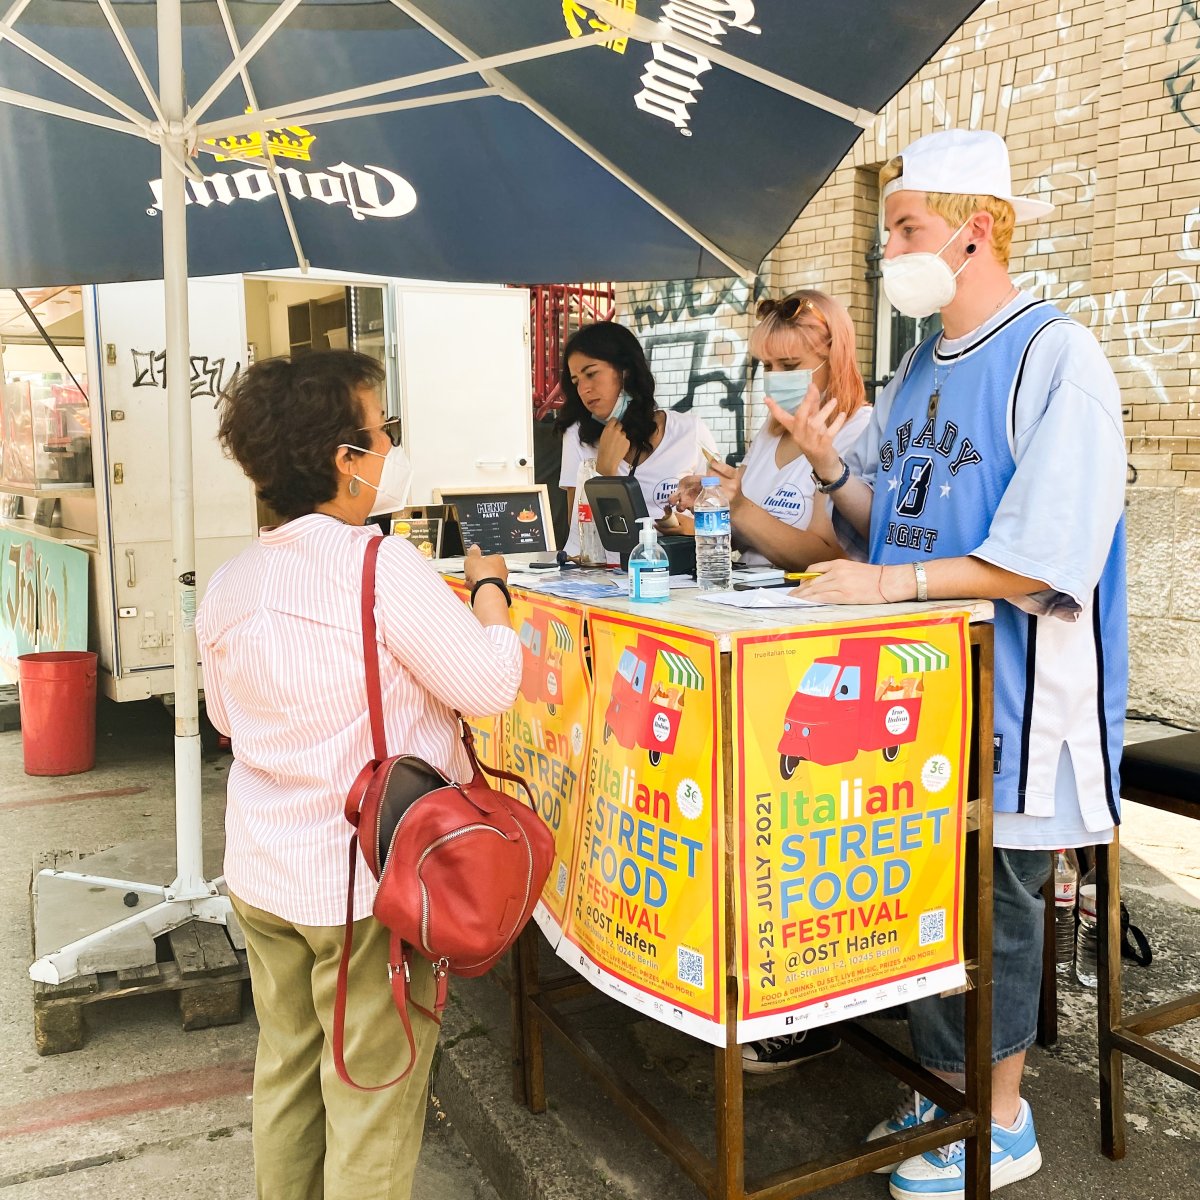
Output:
[707, 459, 741, 505]
[791, 560, 916, 605]
[464, 544, 508, 586]
[670, 474, 703, 512]
[596, 419, 631, 475]
[657, 508, 694, 536]
[766, 390, 845, 482]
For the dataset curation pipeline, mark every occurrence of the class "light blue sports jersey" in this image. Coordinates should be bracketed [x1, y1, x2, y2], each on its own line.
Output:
[863, 297, 1127, 829]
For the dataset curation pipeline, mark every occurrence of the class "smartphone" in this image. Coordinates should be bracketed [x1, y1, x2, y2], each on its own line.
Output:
[701, 447, 722, 469]
[527, 559, 560, 571]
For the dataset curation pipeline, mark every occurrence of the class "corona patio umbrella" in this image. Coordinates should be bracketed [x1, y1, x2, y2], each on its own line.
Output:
[0, 0, 981, 983]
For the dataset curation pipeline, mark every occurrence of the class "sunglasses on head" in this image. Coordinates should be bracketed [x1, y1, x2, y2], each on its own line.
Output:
[755, 295, 828, 326]
[358, 416, 403, 447]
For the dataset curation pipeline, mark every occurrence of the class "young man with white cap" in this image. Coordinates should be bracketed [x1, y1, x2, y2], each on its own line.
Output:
[773, 128, 1127, 1198]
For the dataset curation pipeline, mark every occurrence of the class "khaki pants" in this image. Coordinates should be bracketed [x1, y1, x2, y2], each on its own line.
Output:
[231, 894, 439, 1200]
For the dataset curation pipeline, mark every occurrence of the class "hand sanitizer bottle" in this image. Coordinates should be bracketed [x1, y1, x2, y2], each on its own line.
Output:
[628, 516, 669, 603]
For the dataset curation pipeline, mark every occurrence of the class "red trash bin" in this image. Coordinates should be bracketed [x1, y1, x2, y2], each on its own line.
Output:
[17, 651, 98, 776]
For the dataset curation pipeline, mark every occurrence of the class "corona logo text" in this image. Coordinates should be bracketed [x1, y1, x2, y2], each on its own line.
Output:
[147, 163, 418, 222]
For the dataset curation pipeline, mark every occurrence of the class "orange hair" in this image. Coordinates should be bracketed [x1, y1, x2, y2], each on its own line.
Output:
[748, 290, 865, 418]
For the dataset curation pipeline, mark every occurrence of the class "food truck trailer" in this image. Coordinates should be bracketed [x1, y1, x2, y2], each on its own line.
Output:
[601, 634, 705, 767]
[518, 608, 576, 715]
[777, 635, 951, 774]
[0, 272, 533, 700]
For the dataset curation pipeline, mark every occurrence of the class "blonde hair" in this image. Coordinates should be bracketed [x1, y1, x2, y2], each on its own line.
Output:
[879, 155, 1016, 266]
[748, 289, 865, 418]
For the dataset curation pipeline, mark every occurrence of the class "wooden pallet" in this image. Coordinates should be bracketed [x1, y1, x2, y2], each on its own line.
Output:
[0, 683, 19, 733]
[33, 919, 250, 1056]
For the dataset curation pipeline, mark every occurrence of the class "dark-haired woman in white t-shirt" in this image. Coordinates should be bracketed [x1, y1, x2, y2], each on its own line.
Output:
[556, 321, 717, 555]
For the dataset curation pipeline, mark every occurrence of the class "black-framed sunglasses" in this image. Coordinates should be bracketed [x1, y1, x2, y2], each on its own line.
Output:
[755, 295, 828, 326]
[359, 416, 403, 447]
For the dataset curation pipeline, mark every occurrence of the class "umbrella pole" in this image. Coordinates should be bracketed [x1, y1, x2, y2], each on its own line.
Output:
[158, 0, 211, 903]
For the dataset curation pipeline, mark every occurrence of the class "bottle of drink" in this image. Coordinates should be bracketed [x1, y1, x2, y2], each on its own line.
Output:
[574, 458, 606, 566]
[628, 516, 670, 604]
[1075, 869, 1098, 988]
[694, 477, 732, 592]
[1053, 849, 1078, 977]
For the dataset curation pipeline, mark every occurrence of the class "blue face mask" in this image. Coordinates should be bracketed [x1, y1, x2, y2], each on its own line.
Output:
[764, 366, 823, 414]
[605, 389, 631, 424]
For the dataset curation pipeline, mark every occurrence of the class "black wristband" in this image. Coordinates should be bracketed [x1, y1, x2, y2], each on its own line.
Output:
[812, 458, 851, 494]
[470, 576, 512, 608]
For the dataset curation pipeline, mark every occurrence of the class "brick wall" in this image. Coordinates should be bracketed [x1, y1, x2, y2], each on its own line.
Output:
[612, 0, 1200, 726]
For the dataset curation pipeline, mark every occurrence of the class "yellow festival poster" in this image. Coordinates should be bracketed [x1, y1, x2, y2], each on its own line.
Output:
[559, 612, 726, 1046]
[444, 576, 505, 777]
[732, 613, 971, 1042]
[505, 593, 591, 946]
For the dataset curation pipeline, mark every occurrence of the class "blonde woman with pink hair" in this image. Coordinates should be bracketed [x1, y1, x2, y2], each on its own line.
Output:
[670, 289, 870, 574]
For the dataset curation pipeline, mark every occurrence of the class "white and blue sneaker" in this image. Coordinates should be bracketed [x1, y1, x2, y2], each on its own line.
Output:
[888, 1099, 1042, 1199]
[866, 1091, 943, 1173]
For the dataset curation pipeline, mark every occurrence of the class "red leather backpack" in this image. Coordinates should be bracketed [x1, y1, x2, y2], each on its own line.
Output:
[334, 536, 553, 1090]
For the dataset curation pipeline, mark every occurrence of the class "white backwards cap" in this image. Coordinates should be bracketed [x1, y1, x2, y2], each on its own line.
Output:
[882, 129, 1054, 223]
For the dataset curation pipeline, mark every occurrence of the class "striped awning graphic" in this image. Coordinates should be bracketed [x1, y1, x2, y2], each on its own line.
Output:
[549, 620, 574, 652]
[660, 650, 704, 691]
[884, 642, 950, 673]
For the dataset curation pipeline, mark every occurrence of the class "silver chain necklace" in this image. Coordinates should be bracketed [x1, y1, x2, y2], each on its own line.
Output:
[927, 286, 1018, 421]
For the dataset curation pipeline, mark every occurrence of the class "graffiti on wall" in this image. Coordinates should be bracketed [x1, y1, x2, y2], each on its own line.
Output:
[1166, 1, 1200, 133]
[626, 276, 767, 459]
[130, 349, 240, 404]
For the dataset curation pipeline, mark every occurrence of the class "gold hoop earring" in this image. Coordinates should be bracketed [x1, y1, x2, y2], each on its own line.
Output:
[348, 477, 360, 498]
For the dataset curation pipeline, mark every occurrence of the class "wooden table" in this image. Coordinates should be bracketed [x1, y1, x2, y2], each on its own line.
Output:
[493, 579, 998, 1200]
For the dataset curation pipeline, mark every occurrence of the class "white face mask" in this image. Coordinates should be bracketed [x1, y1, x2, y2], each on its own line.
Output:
[764, 365, 824, 415]
[880, 218, 972, 318]
[342, 443, 414, 517]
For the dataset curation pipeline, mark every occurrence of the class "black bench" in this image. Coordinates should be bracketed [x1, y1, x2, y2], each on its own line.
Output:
[1098, 732, 1200, 1159]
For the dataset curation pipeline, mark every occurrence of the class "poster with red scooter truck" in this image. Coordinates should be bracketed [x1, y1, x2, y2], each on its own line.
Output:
[559, 611, 726, 1046]
[732, 612, 972, 1042]
[506, 593, 591, 945]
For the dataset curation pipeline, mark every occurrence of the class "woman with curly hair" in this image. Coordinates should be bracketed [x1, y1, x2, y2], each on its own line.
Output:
[197, 351, 521, 1199]
[555, 321, 717, 555]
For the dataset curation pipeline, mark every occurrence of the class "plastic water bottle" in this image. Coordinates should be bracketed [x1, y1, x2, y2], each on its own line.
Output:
[693, 477, 732, 592]
[1075, 871, 1098, 988]
[1053, 850, 1078, 977]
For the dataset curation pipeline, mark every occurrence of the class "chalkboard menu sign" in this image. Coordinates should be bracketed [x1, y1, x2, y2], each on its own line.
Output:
[433, 485, 555, 556]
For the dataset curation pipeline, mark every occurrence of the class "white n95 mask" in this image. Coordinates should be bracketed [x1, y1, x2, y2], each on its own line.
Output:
[343, 443, 414, 517]
[880, 218, 972, 319]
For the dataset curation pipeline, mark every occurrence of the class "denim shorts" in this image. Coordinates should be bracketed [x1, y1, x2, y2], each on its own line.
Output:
[907, 848, 1053, 1073]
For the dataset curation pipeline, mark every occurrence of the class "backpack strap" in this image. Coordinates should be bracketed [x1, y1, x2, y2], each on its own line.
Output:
[458, 712, 537, 811]
[1120, 901, 1153, 967]
[333, 833, 423, 1091]
[361, 536, 389, 764]
[344, 536, 388, 830]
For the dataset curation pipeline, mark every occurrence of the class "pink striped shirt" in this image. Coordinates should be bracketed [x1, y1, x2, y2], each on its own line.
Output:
[197, 515, 521, 925]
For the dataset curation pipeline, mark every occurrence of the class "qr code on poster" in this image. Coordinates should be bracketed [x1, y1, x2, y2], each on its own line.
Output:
[919, 908, 947, 946]
[555, 862, 568, 897]
[677, 945, 705, 988]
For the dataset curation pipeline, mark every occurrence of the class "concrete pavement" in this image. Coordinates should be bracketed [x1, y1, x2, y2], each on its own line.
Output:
[0, 698, 497, 1199]
[2, 699, 1197, 1199]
